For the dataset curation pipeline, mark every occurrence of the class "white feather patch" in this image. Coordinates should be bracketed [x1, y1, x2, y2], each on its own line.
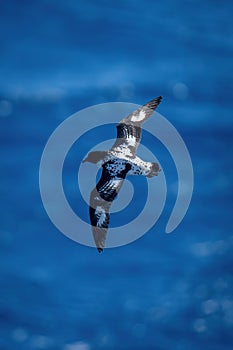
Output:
[131, 110, 146, 122]
[96, 206, 106, 227]
[111, 147, 133, 157]
[127, 135, 136, 146]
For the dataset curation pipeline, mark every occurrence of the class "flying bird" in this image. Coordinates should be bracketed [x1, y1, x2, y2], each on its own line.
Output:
[82, 96, 162, 252]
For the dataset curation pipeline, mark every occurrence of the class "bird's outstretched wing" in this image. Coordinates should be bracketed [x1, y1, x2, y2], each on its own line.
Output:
[111, 96, 162, 155]
[89, 160, 131, 252]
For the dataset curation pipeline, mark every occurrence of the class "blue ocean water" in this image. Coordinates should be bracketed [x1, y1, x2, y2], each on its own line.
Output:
[0, 1, 233, 349]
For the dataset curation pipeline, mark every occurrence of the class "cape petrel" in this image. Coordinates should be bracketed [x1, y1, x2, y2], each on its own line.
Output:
[82, 96, 162, 253]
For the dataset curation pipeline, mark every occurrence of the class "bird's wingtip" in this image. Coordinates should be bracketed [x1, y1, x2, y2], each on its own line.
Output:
[154, 95, 163, 103]
[144, 95, 163, 111]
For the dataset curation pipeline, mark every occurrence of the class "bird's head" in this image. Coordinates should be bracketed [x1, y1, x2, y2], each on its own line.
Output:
[82, 151, 107, 164]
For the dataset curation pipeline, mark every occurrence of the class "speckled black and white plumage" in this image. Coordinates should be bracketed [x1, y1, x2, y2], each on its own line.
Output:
[83, 96, 162, 253]
[89, 160, 131, 252]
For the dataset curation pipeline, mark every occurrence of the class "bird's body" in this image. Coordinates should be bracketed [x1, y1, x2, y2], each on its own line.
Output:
[82, 96, 162, 252]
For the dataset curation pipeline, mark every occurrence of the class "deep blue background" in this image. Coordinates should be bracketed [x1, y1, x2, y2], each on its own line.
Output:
[0, 1, 233, 349]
